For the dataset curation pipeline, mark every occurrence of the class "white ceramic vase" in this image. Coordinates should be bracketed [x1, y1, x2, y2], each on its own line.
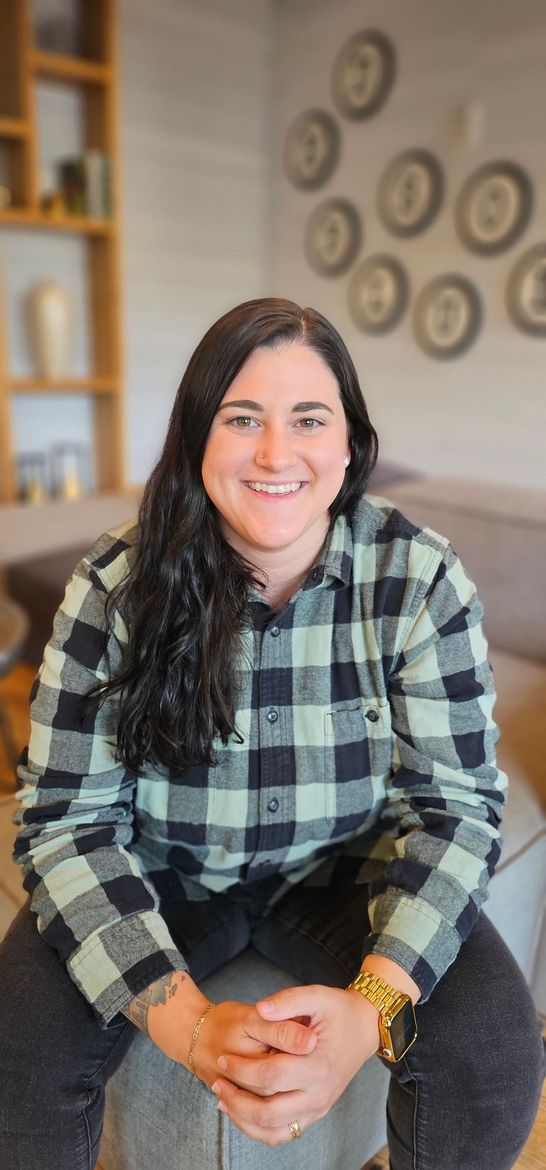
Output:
[28, 281, 72, 378]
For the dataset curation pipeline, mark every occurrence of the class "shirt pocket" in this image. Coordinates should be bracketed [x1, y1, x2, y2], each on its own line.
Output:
[323, 697, 392, 835]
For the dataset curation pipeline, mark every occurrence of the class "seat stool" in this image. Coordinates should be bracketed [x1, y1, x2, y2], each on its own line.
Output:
[99, 947, 390, 1170]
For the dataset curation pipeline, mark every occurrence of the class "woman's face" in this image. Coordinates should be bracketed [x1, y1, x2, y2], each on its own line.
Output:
[201, 343, 350, 562]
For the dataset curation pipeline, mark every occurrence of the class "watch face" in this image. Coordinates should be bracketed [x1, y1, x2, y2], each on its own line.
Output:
[506, 243, 546, 336]
[332, 29, 396, 120]
[284, 109, 340, 191]
[377, 149, 444, 238]
[386, 1000, 417, 1061]
[305, 198, 362, 277]
[348, 254, 409, 333]
[455, 161, 533, 256]
[413, 274, 482, 359]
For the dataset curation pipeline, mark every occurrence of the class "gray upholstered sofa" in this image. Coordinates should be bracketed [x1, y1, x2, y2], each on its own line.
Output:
[0, 470, 544, 1169]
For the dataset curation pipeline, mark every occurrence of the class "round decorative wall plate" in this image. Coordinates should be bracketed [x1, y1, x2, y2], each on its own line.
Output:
[283, 109, 340, 190]
[377, 149, 444, 237]
[305, 198, 362, 277]
[331, 29, 396, 120]
[455, 161, 533, 255]
[413, 275, 482, 359]
[348, 254, 409, 334]
[506, 243, 546, 336]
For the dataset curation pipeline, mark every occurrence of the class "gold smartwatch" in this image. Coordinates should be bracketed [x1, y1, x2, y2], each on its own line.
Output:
[346, 971, 417, 1063]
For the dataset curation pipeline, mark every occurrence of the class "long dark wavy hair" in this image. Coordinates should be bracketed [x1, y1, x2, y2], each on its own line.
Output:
[88, 298, 378, 775]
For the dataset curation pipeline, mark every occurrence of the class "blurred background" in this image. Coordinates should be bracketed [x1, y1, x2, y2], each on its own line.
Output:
[1, 0, 546, 505]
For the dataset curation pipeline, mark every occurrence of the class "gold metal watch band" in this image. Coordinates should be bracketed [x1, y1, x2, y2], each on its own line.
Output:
[346, 970, 418, 1063]
[346, 971, 407, 1015]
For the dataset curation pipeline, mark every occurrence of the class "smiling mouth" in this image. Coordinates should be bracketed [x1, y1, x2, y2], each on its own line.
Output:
[244, 481, 306, 496]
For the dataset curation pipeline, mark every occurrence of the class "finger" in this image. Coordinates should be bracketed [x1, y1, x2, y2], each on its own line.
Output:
[212, 1077, 305, 1131]
[245, 1013, 317, 1056]
[218, 1100, 309, 1149]
[256, 984, 323, 1023]
[216, 1050, 306, 1095]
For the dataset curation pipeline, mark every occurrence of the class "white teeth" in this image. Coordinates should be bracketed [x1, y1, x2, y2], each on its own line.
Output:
[247, 481, 302, 494]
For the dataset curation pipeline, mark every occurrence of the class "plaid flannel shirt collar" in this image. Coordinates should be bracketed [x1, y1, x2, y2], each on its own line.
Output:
[248, 509, 353, 606]
[302, 508, 356, 591]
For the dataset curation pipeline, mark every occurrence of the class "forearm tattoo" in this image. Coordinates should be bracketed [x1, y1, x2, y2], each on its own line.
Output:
[122, 972, 184, 1036]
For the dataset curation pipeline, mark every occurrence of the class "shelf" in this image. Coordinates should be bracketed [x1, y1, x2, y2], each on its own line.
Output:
[0, 118, 30, 139]
[0, 208, 114, 234]
[0, 0, 123, 505]
[29, 49, 112, 87]
[9, 376, 119, 395]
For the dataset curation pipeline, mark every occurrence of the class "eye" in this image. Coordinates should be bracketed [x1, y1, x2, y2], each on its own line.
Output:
[227, 416, 260, 429]
[295, 417, 324, 430]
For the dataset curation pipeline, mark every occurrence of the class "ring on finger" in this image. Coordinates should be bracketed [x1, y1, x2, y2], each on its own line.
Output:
[288, 1119, 302, 1140]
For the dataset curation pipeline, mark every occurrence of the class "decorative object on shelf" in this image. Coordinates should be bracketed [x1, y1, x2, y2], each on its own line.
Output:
[305, 198, 361, 277]
[49, 443, 89, 501]
[348, 254, 409, 334]
[16, 453, 48, 504]
[455, 161, 533, 255]
[27, 281, 72, 379]
[57, 151, 112, 218]
[506, 243, 546, 336]
[377, 149, 444, 238]
[283, 110, 340, 191]
[34, 16, 83, 57]
[331, 29, 396, 120]
[412, 274, 482, 359]
[0, 186, 11, 211]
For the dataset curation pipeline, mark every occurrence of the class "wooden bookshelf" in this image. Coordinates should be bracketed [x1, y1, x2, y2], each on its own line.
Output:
[30, 48, 113, 86]
[0, 0, 124, 504]
[9, 376, 119, 394]
[0, 208, 114, 233]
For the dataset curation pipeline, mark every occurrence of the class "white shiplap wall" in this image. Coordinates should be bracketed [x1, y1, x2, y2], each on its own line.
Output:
[272, 0, 546, 488]
[120, 0, 275, 480]
[0, 0, 274, 487]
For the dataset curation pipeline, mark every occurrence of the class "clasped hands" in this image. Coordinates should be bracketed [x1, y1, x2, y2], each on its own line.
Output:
[194, 984, 380, 1147]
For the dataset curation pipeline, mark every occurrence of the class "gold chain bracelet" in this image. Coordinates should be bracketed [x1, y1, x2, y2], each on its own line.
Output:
[188, 1001, 216, 1079]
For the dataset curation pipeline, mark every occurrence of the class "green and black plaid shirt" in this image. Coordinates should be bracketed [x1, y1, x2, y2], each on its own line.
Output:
[14, 495, 506, 1025]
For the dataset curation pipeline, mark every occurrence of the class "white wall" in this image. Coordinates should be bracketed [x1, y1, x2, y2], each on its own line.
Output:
[120, 0, 275, 481]
[272, 0, 546, 488]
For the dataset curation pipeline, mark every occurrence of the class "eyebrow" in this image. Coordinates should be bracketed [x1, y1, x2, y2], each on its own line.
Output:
[216, 399, 335, 415]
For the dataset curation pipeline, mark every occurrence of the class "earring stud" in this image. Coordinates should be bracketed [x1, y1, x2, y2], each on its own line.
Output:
[344, 456, 350, 468]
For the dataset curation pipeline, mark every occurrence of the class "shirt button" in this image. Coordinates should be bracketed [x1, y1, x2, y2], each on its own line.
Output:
[366, 709, 379, 723]
[267, 797, 279, 813]
[270, 626, 280, 637]
[266, 709, 279, 723]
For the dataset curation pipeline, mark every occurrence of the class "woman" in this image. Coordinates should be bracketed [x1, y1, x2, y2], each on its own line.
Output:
[0, 298, 543, 1169]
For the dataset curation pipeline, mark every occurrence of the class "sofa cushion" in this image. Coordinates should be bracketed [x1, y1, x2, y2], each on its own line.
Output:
[376, 478, 546, 663]
[7, 545, 90, 666]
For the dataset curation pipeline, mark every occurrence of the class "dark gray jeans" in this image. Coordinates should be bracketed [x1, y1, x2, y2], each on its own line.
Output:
[0, 879, 544, 1170]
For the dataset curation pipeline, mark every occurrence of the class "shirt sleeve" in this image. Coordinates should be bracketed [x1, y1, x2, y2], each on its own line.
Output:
[13, 550, 188, 1027]
[361, 540, 507, 1001]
